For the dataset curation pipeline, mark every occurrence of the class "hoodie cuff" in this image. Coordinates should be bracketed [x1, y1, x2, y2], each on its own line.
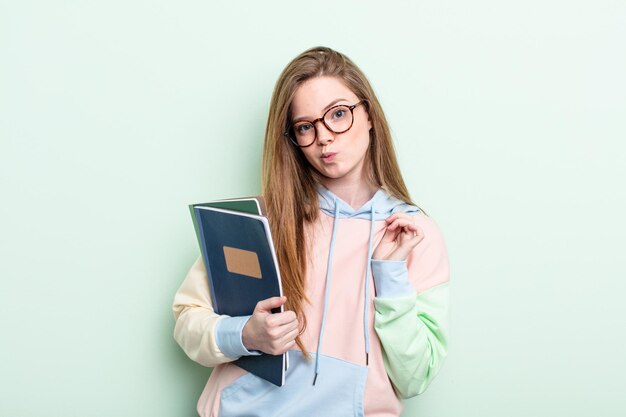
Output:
[215, 316, 262, 358]
[371, 259, 416, 298]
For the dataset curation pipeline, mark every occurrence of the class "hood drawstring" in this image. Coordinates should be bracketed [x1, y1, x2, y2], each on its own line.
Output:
[363, 203, 376, 366]
[313, 198, 376, 385]
[313, 198, 340, 385]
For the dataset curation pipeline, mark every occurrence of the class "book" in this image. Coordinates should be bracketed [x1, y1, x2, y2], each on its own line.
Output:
[189, 197, 266, 252]
[189, 196, 287, 386]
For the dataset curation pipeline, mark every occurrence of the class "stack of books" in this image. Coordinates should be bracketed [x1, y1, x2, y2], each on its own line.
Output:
[189, 196, 287, 386]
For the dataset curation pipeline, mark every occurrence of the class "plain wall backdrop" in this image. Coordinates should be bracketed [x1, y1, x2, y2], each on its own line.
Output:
[1, 1, 625, 416]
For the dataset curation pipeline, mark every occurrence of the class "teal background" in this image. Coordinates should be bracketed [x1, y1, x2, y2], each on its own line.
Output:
[1, 1, 625, 416]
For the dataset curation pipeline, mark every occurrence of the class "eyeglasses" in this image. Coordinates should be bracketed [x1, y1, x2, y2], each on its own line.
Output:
[284, 100, 368, 147]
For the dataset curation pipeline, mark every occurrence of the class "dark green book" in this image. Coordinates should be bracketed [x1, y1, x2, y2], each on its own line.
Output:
[189, 196, 266, 250]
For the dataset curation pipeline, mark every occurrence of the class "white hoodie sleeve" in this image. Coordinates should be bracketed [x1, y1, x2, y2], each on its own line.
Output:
[172, 256, 259, 367]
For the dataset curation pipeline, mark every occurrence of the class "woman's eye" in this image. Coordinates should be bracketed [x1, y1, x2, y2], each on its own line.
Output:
[296, 124, 312, 134]
[333, 109, 346, 119]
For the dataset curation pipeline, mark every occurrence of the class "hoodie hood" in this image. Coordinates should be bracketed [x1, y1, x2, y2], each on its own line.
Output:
[317, 185, 421, 220]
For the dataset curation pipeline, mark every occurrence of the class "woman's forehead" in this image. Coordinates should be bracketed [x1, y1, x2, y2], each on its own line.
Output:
[290, 76, 358, 119]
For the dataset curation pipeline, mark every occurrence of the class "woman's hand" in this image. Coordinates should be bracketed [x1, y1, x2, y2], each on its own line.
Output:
[242, 296, 299, 355]
[372, 213, 424, 261]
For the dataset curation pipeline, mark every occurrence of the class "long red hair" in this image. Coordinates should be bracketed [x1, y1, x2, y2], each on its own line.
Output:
[262, 46, 416, 357]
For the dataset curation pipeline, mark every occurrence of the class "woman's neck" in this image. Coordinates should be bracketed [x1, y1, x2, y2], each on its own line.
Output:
[320, 178, 380, 210]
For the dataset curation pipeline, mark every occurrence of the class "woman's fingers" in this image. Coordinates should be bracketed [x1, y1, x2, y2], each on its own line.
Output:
[373, 213, 425, 261]
[269, 323, 299, 355]
[279, 326, 300, 345]
[378, 222, 401, 244]
[266, 309, 297, 327]
[255, 296, 287, 314]
[381, 214, 415, 241]
[267, 312, 298, 337]
[386, 216, 417, 232]
[243, 295, 300, 354]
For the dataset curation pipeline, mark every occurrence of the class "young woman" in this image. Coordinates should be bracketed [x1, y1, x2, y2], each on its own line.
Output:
[173, 46, 450, 417]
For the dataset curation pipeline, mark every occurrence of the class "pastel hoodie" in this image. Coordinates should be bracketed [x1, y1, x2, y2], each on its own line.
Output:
[172, 187, 450, 417]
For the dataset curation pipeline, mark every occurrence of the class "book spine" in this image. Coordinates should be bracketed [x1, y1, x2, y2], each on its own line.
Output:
[194, 207, 220, 313]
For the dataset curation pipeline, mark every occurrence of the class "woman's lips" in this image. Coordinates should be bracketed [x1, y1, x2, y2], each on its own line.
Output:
[321, 152, 337, 163]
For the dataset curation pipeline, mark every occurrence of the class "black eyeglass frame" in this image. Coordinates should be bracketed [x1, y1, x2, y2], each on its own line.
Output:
[284, 99, 369, 147]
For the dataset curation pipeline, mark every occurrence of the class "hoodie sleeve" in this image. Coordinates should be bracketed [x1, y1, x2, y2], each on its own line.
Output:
[172, 255, 261, 367]
[371, 212, 450, 399]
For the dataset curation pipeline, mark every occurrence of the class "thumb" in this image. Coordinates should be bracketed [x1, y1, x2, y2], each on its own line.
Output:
[255, 296, 287, 313]
[379, 224, 399, 244]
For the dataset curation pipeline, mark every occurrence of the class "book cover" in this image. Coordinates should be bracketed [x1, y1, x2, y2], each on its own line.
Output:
[189, 196, 265, 251]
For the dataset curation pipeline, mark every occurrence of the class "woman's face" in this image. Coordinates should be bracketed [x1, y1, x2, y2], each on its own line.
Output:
[289, 76, 372, 186]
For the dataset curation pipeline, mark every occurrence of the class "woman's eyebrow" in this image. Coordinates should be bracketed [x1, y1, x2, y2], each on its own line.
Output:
[292, 98, 349, 123]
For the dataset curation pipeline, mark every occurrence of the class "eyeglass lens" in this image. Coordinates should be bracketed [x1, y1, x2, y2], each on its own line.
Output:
[292, 105, 353, 146]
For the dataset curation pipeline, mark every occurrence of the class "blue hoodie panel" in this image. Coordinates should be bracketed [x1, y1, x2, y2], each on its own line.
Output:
[316, 186, 420, 220]
[219, 350, 367, 417]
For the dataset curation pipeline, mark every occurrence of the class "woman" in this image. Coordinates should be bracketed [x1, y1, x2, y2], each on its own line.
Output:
[173, 46, 450, 417]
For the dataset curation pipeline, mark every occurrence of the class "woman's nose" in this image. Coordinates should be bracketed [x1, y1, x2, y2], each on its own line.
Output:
[314, 120, 334, 145]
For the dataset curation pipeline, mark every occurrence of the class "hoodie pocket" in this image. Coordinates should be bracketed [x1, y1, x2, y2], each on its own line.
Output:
[219, 351, 367, 417]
